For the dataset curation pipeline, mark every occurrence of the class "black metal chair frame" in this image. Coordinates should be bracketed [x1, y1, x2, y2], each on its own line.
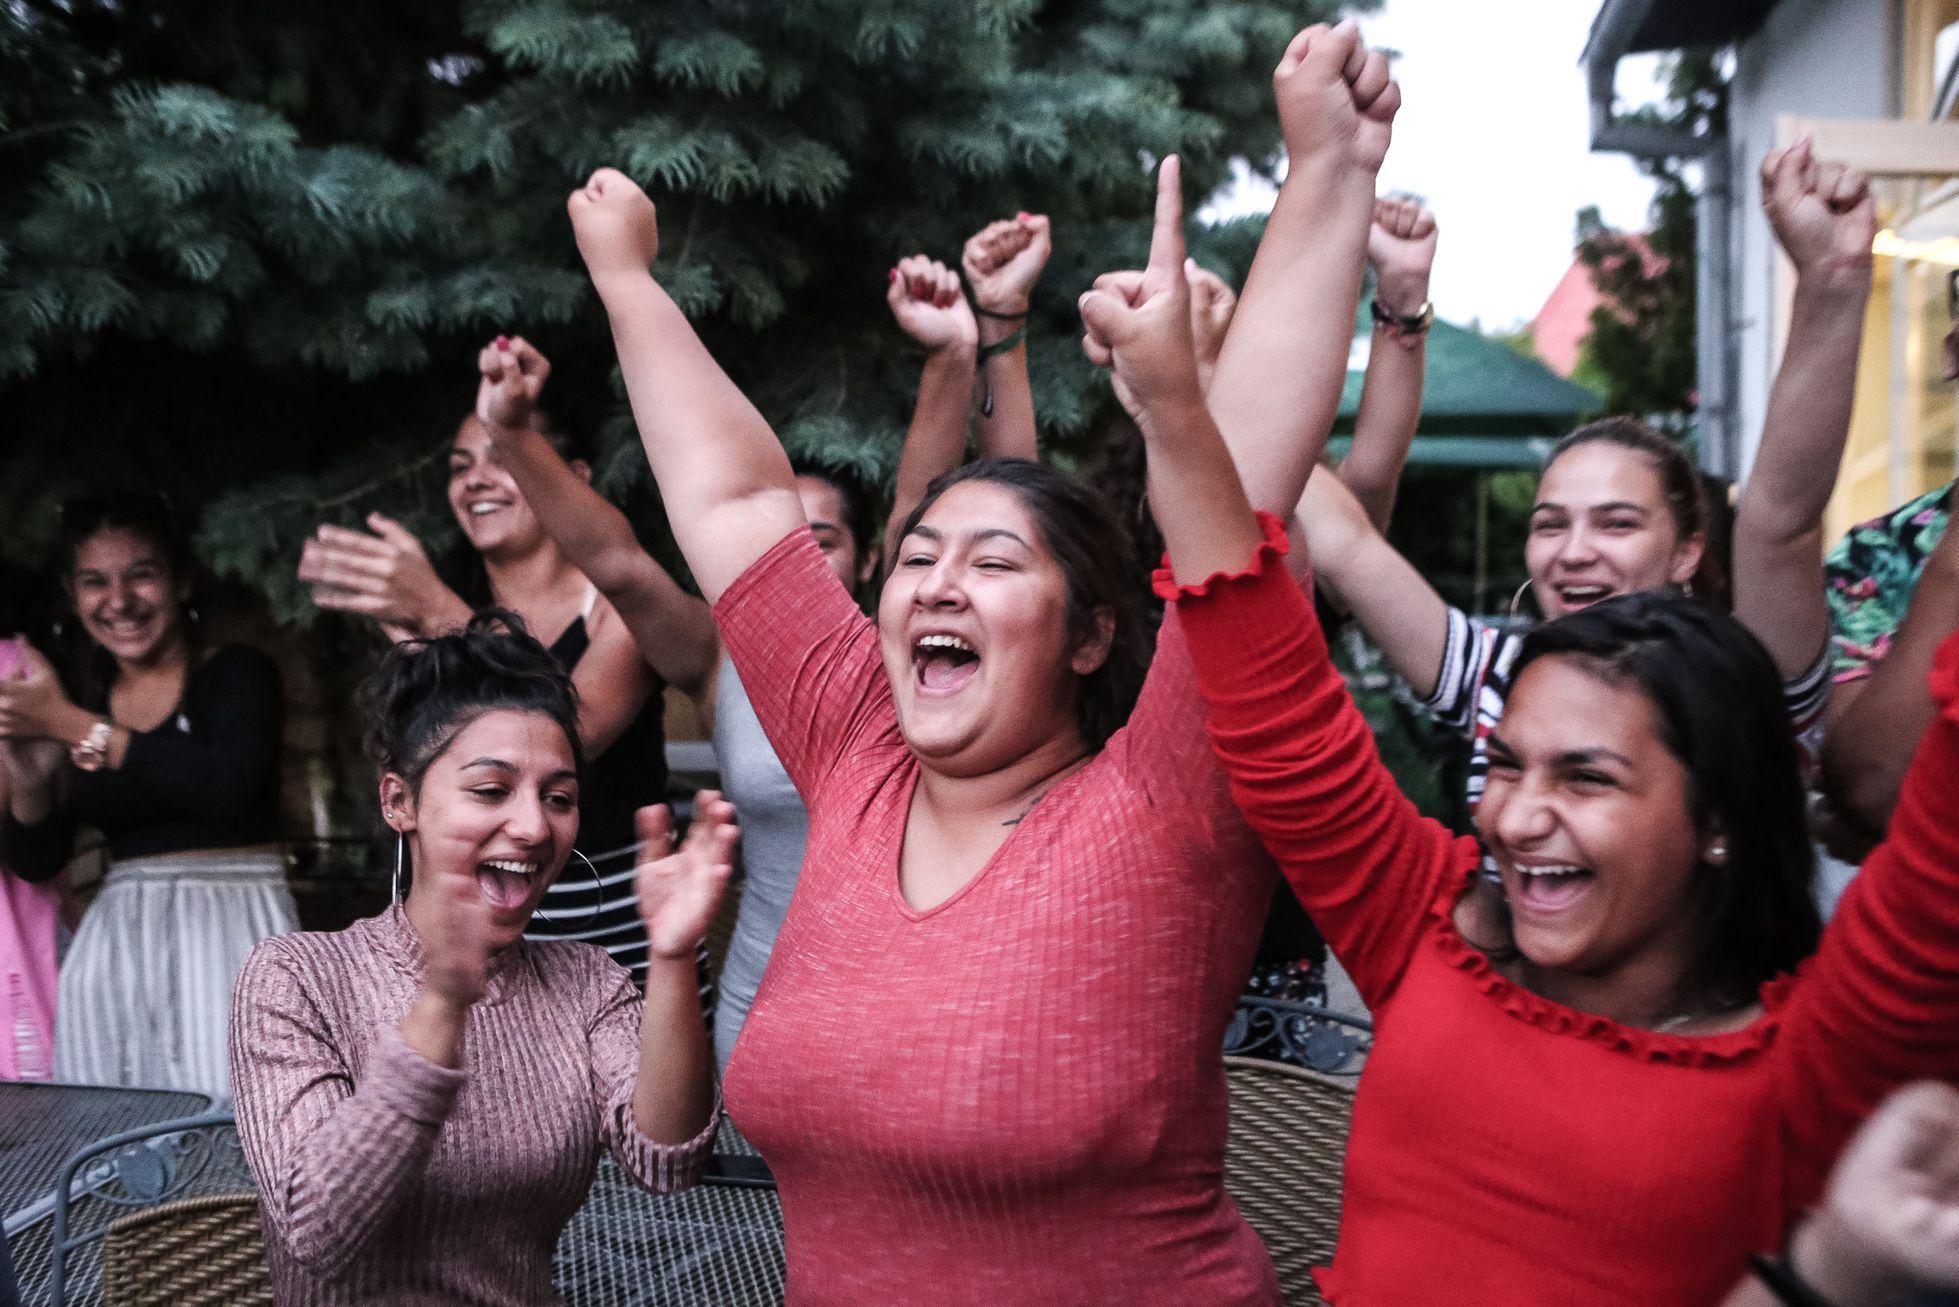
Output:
[46, 1111, 247, 1307]
[1225, 994, 1374, 1077]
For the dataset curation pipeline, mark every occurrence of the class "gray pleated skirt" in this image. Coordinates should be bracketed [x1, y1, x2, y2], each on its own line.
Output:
[54, 850, 298, 1098]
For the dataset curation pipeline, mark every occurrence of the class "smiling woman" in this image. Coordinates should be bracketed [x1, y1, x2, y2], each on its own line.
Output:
[229, 614, 724, 1306]
[0, 492, 297, 1096]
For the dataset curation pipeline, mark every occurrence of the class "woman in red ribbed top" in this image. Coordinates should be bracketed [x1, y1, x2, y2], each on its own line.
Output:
[557, 26, 1398, 1301]
[1080, 141, 1959, 1307]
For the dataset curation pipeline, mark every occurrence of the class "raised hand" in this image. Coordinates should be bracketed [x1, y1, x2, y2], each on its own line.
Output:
[633, 794, 736, 961]
[567, 168, 661, 281]
[299, 514, 458, 640]
[886, 255, 979, 354]
[1185, 261, 1237, 395]
[1761, 137, 1876, 286]
[1792, 1081, 1959, 1304]
[1273, 19, 1400, 174]
[1368, 197, 1438, 307]
[961, 214, 1052, 315]
[1078, 155, 1201, 426]
[476, 335, 551, 434]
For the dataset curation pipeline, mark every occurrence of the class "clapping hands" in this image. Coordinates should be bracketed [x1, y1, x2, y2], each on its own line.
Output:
[299, 514, 452, 642]
[633, 794, 737, 962]
[886, 256, 979, 354]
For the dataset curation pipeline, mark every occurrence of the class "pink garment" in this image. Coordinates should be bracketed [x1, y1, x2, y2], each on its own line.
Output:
[0, 865, 61, 1081]
[715, 529, 1281, 1306]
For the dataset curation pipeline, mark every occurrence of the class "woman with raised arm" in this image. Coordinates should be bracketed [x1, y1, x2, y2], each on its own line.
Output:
[0, 494, 296, 1095]
[298, 389, 697, 985]
[230, 616, 724, 1306]
[1089, 145, 1959, 1307]
[1292, 138, 1873, 831]
[564, 23, 1395, 1302]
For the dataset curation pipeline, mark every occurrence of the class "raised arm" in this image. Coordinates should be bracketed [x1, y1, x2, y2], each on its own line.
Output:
[474, 337, 719, 701]
[883, 256, 980, 555]
[1207, 20, 1399, 517]
[1821, 518, 1959, 846]
[1081, 155, 1459, 1006]
[1339, 197, 1437, 530]
[568, 170, 805, 604]
[962, 213, 1050, 463]
[1732, 139, 1875, 679]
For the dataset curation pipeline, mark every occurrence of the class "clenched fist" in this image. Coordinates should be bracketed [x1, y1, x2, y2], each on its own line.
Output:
[962, 214, 1052, 316]
[1761, 137, 1875, 290]
[568, 168, 661, 280]
[476, 335, 552, 435]
[886, 255, 979, 354]
[1273, 19, 1400, 174]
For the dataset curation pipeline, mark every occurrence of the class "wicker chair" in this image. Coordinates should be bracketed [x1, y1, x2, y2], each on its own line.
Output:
[1223, 1055, 1355, 1307]
[99, 1193, 271, 1307]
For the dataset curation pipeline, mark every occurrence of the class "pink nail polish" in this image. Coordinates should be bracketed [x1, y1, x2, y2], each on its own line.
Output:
[1016, 212, 1030, 221]
[495, 335, 510, 350]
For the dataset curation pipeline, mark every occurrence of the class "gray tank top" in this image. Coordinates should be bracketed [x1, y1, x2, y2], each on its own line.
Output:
[711, 657, 810, 1069]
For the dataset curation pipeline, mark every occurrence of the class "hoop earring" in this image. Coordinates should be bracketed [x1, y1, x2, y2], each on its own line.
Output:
[531, 849, 605, 928]
[1506, 578, 1535, 623]
[392, 833, 405, 907]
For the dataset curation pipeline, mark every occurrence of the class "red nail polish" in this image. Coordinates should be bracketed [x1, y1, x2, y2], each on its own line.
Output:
[495, 335, 510, 350]
[1016, 212, 1030, 221]
[888, 269, 899, 283]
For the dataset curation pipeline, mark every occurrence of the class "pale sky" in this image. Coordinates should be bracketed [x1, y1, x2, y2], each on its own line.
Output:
[1201, 0, 1667, 332]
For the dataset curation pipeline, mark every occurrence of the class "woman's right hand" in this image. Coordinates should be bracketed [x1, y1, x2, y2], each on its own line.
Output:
[1078, 156, 1202, 429]
[299, 515, 463, 640]
[476, 335, 551, 435]
[419, 853, 496, 1012]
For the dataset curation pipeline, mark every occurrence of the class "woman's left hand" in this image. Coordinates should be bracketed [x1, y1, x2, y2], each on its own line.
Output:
[0, 641, 79, 742]
[633, 792, 737, 960]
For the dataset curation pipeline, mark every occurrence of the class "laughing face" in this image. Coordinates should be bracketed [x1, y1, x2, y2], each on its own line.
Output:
[447, 417, 550, 559]
[70, 528, 191, 669]
[1478, 655, 1709, 991]
[388, 708, 580, 951]
[1525, 442, 1702, 620]
[877, 480, 1108, 778]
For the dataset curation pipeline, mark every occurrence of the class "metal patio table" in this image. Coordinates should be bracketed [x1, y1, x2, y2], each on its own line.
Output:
[0, 1082, 212, 1307]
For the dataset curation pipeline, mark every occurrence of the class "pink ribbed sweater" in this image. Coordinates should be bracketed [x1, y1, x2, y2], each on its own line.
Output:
[229, 905, 715, 1306]
[715, 529, 1281, 1306]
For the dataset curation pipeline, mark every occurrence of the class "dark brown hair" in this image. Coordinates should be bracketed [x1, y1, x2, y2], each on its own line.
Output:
[1542, 418, 1716, 601]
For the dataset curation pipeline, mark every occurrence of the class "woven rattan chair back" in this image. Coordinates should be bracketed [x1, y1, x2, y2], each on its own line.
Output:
[1223, 1055, 1354, 1307]
[98, 1192, 272, 1307]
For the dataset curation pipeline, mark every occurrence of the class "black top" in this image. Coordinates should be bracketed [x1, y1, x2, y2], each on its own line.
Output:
[1, 644, 284, 880]
[546, 614, 668, 858]
[519, 612, 671, 985]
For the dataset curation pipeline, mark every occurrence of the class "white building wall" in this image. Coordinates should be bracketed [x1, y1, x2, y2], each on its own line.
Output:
[1728, 0, 1894, 482]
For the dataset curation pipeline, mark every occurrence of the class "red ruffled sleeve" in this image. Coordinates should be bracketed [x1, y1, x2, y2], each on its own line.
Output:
[1157, 513, 1475, 1011]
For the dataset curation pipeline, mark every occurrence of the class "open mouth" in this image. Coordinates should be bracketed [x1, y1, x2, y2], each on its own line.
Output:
[95, 615, 156, 643]
[1554, 584, 1615, 610]
[475, 858, 537, 910]
[467, 501, 510, 518]
[912, 633, 980, 696]
[1509, 863, 1595, 914]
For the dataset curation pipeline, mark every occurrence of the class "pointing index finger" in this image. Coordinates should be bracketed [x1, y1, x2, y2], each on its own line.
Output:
[1147, 154, 1186, 279]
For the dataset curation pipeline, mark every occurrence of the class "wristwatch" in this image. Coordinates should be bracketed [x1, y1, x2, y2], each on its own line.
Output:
[1370, 297, 1434, 338]
[70, 719, 113, 772]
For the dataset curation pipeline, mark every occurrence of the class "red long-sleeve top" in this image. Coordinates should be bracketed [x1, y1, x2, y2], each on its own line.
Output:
[1159, 516, 1959, 1307]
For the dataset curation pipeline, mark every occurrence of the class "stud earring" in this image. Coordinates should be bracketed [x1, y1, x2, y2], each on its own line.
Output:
[1706, 840, 1727, 865]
